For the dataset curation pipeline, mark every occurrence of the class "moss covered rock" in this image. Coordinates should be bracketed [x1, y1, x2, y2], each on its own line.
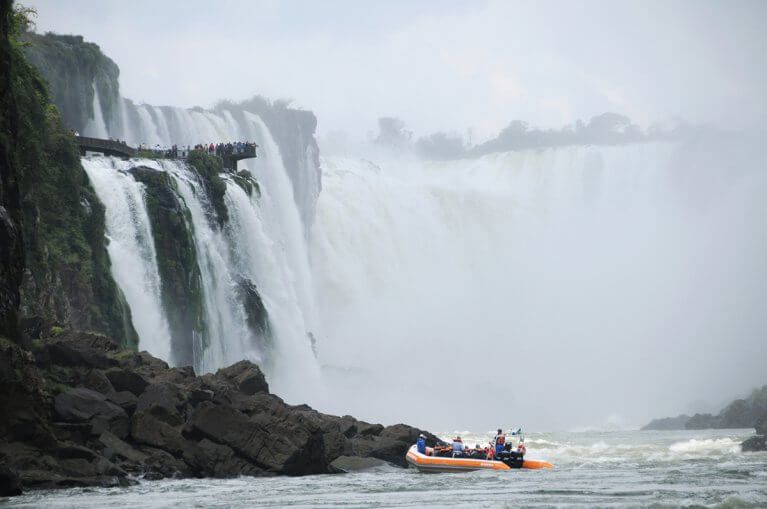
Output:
[128, 166, 205, 367]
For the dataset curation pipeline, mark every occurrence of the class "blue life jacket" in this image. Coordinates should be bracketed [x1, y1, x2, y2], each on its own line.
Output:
[417, 437, 426, 454]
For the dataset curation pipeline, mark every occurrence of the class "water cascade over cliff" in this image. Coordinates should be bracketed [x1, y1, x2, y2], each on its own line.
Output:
[22, 32, 765, 427]
[80, 112, 320, 401]
[310, 140, 767, 429]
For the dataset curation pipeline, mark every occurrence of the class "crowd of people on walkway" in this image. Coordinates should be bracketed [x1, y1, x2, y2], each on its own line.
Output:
[134, 141, 258, 160]
[194, 141, 258, 157]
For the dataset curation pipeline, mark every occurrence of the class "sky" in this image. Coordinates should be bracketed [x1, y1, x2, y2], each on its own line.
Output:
[27, 0, 767, 141]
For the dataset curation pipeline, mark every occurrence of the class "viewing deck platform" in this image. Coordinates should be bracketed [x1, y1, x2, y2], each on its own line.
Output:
[76, 136, 136, 158]
[75, 136, 258, 170]
[221, 144, 257, 171]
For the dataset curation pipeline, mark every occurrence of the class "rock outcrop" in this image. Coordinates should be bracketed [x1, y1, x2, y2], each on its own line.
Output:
[640, 414, 691, 431]
[642, 386, 767, 435]
[0, 331, 440, 496]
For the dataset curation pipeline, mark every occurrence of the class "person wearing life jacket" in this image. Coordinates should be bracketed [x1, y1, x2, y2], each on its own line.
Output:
[452, 436, 465, 457]
[517, 438, 527, 455]
[416, 433, 427, 454]
[494, 428, 506, 456]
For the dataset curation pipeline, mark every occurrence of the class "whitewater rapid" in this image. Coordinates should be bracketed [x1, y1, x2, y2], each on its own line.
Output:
[8, 429, 766, 507]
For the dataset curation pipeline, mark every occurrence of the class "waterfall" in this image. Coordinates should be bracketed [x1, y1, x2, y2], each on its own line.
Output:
[81, 112, 321, 401]
[83, 81, 109, 138]
[82, 157, 171, 362]
[309, 141, 767, 429]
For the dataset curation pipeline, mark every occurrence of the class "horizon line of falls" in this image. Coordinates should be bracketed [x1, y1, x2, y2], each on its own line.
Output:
[82, 113, 321, 403]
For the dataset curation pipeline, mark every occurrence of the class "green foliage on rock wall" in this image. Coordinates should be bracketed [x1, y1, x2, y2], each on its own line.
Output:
[129, 166, 206, 366]
[186, 150, 229, 228]
[1, 2, 137, 347]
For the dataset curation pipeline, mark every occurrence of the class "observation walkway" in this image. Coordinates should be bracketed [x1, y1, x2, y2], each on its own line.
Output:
[76, 136, 136, 158]
[74, 136, 258, 170]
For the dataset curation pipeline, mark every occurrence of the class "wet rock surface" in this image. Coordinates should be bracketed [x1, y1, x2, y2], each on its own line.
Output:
[0, 332, 439, 496]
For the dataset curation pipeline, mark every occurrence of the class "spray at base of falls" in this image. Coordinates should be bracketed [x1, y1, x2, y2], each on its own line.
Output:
[310, 141, 767, 430]
[82, 151, 320, 403]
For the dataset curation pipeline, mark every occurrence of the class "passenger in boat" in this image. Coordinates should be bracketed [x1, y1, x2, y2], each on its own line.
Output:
[517, 438, 526, 455]
[468, 444, 483, 459]
[452, 436, 464, 457]
[494, 429, 506, 456]
[416, 433, 426, 454]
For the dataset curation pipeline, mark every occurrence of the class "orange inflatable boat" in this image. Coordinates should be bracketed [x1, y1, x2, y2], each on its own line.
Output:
[406, 445, 553, 473]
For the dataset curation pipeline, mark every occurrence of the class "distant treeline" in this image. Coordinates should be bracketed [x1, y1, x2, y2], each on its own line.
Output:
[374, 113, 704, 160]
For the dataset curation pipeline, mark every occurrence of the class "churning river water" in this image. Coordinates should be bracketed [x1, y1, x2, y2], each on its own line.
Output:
[3, 429, 765, 508]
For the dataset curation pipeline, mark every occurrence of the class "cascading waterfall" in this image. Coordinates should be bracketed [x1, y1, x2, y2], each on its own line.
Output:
[310, 141, 767, 429]
[82, 157, 171, 362]
[81, 117, 321, 401]
[82, 84, 765, 428]
[83, 81, 109, 138]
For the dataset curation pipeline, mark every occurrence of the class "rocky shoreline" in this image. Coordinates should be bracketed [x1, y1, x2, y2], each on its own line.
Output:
[0, 331, 439, 496]
[641, 386, 767, 453]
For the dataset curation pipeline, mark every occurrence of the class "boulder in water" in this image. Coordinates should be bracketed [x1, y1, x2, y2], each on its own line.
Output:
[329, 455, 388, 472]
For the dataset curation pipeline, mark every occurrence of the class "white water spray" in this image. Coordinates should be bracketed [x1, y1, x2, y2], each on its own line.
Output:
[82, 157, 171, 361]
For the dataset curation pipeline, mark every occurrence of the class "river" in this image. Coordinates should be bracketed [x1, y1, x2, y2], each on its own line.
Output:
[3, 429, 765, 508]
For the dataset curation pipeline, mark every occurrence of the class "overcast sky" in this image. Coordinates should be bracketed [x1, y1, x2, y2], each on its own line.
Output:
[28, 0, 767, 140]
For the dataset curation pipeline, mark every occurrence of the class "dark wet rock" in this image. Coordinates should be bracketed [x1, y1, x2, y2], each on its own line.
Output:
[188, 401, 326, 474]
[131, 410, 186, 456]
[756, 416, 767, 436]
[82, 370, 115, 395]
[53, 388, 129, 439]
[105, 369, 149, 396]
[135, 445, 190, 479]
[329, 455, 388, 473]
[1, 331, 441, 494]
[44, 340, 112, 370]
[0, 465, 22, 497]
[54, 388, 122, 422]
[181, 438, 263, 478]
[107, 391, 138, 415]
[641, 414, 691, 431]
[647, 386, 767, 432]
[98, 431, 148, 464]
[188, 389, 214, 406]
[350, 435, 410, 467]
[135, 382, 185, 426]
[19, 317, 46, 341]
[216, 360, 269, 395]
[741, 434, 766, 452]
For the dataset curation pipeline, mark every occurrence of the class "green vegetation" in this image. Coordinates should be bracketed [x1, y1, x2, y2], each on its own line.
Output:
[186, 150, 229, 227]
[2, 3, 137, 347]
[232, 169, 261, 198]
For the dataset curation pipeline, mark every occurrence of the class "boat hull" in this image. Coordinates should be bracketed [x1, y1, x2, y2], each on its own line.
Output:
[405, 446, 553, 473]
